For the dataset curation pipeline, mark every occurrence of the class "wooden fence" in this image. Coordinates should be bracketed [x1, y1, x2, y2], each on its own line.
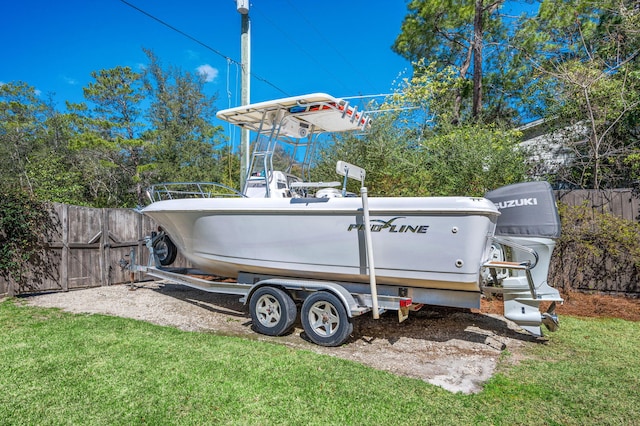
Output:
[556, 189, 639, 221]
[1, 189, 639, 296]
[0, 204, 169, 296]
[553, 189, 640, 296]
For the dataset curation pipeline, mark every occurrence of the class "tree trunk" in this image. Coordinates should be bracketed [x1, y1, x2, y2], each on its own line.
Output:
[472, 0, 484, 118]
[455, 46, 473, 124]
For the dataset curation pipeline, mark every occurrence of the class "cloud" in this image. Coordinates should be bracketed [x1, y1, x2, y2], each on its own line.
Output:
[196, 64, 218, 83]
[63, 76, 79, 85]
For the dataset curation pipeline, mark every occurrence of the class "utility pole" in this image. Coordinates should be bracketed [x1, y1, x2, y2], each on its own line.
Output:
[237, 0, 251, 191]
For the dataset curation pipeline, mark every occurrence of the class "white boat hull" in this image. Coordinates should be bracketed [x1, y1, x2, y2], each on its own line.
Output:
[142, 196, 499, 292]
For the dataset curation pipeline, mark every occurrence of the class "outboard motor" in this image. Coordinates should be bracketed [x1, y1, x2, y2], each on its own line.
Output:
[484, 181, 563, 336]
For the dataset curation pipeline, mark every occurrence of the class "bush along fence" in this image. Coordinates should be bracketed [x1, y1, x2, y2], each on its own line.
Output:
[552, 190, 640, 296]
[1, 190, 640, 297]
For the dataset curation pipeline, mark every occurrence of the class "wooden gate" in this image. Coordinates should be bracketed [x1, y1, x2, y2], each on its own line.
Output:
[1, 204, 158, 296]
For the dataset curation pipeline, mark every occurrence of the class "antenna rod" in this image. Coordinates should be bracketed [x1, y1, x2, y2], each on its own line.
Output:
[237, 0, 251, 190]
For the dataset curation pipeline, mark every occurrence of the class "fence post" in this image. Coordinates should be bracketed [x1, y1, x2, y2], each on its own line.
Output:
[7, 276, 15, 298]
[137, 211, 144, 282]
[101, 208, 109, 286]
[61, 204, 69, 292]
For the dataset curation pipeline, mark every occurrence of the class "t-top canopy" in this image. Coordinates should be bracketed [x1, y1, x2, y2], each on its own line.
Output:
[216, 93, 372, 137]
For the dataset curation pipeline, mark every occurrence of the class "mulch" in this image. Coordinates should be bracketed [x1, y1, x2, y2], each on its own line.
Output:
[481, 291, 640, 322]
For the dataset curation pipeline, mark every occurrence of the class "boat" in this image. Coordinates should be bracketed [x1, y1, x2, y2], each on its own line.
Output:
[142, 195, 500, 292]
[140, 93, 563, 341]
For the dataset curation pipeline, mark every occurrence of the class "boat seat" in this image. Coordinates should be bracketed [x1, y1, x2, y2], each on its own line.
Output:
[316, 188, 342, 198]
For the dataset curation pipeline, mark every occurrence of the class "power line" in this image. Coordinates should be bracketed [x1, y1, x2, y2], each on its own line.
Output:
[342, 94, 392, 100]
[118, 0, 290, 97]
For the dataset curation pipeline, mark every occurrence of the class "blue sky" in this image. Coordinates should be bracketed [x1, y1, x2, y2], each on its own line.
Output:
[2, 0, 412, 112]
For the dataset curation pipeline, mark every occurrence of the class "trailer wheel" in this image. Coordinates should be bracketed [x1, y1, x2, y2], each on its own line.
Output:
[250, 287, 297, 336]
[301, 291, 352, 347]
[153, 234, 178, 266]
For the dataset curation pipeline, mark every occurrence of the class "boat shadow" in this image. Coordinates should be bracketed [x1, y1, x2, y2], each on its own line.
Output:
[346, 306, 544, 347]
[152, 282, 249, 320]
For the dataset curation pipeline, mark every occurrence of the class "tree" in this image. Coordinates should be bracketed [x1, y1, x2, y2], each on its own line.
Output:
[61, 50, 228, 207]
[0, 83, 84, 203]
[417, 124, 527, 196]
[28, 96, 87, 204]
[517, 0, 640, 189]
[313, 65, 528, 197]
[1, 51, 236, 207]
[77, 66, 148, 206]
[314, 109, 430, 196]
[393, 0, 513, 123]
[142, 49, 226, 186]
[0, 81, 48, 191]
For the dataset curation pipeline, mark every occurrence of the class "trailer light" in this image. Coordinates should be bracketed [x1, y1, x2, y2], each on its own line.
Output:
[399, 298, 412, 308]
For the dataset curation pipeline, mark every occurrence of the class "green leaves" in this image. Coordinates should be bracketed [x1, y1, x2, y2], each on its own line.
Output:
[314, 91, 526, 197]
[0, 81, 50, 191]
[554, 202, 640, 291]
[0, 189, 52, 285]
[394, 0, 516, 122]
[142, 49, 225, 186]
[418, 124, 526, 196]
[0, 49, 227, 207]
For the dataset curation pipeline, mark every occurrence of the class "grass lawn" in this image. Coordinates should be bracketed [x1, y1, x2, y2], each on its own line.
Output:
[0, 298, 638, 425]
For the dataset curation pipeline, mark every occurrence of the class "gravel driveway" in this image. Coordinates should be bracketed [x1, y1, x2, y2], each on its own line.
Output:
[25, 281, 541, 394]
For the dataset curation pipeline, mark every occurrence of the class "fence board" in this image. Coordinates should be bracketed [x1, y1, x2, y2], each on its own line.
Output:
[67, 206, 103, 289]
[557, 189, 639, 222]
[105, 209, 145, 285]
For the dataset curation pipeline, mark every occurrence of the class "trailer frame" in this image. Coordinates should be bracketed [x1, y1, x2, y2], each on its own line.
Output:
[125, 238, 414, 347]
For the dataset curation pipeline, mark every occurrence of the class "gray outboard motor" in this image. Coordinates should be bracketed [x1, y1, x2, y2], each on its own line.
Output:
[485, 181, 561, 239]
[484, 181, 563, 336]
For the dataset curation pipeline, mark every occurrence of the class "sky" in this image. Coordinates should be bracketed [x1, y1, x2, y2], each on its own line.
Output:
[2, 0, 413, 114]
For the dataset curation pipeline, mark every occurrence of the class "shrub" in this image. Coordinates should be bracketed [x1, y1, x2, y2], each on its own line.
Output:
[0, 188, 54, 286]
[550, 202, 640, 294]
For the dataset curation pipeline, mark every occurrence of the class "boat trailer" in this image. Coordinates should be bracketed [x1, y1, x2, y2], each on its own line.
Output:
[125, 230, 416, 347]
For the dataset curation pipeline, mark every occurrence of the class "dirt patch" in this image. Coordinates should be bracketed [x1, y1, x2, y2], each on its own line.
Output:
[21, 281, 546, 394]
[556, 291, 640, 321]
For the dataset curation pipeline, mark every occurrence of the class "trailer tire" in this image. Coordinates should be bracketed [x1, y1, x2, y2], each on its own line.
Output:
[153, 235, 177, 266]
[250, 287, 297, 336]
[301, 291, 352, 347]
